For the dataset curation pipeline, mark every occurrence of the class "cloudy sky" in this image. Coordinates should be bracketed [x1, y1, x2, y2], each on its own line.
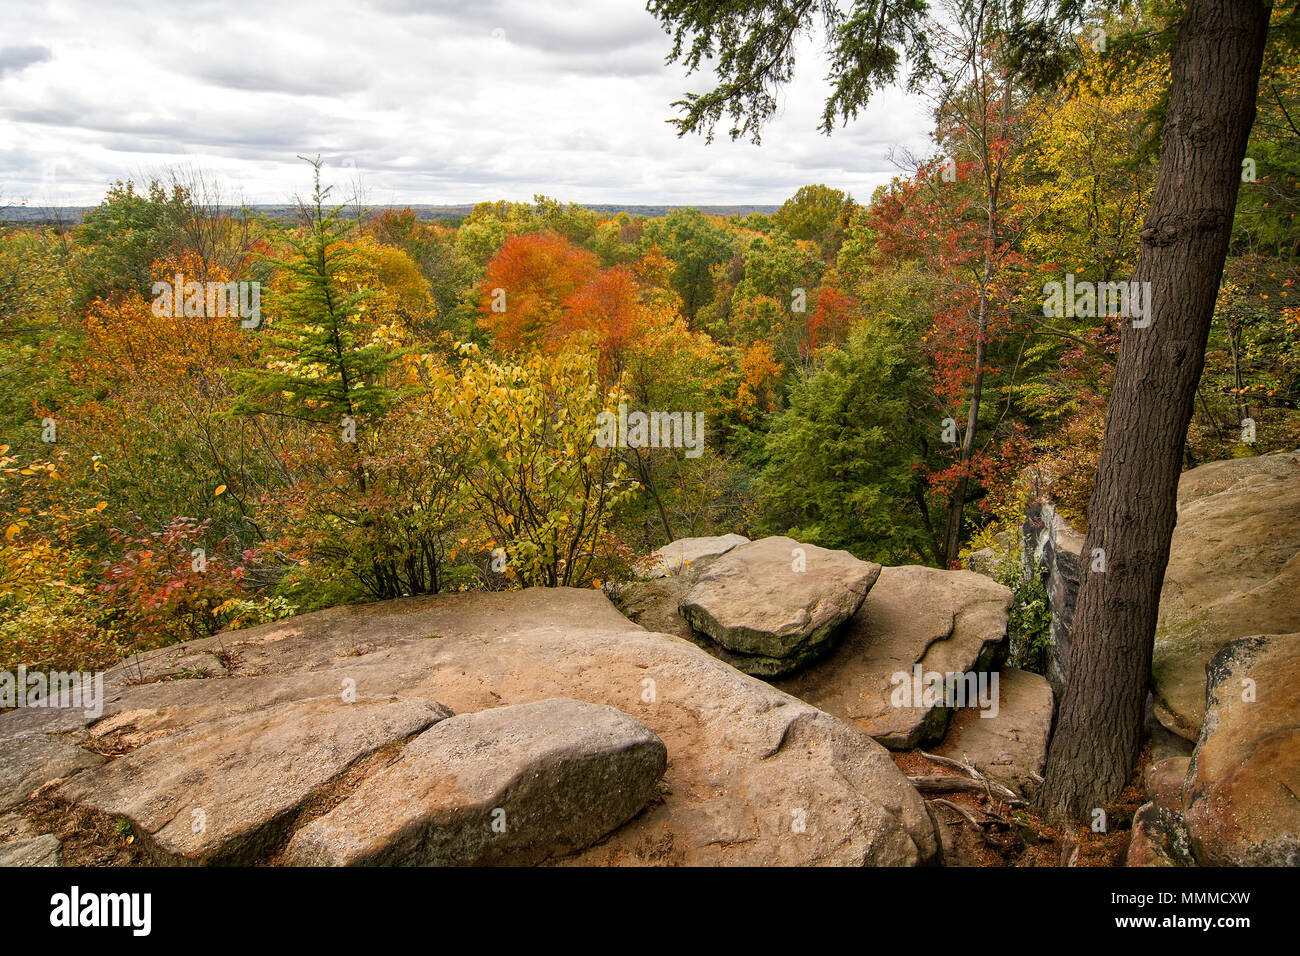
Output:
[2, 0, 935, 208]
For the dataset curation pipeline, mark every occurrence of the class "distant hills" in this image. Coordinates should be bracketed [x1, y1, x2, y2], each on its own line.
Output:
[0, 203, 780, 225]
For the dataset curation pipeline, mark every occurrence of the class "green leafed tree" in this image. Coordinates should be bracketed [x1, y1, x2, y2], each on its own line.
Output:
[755, 316, 942, 563]
[73, 179, 188, 309]
[773, 184, 853, 243]
[641, 207, 736, 324]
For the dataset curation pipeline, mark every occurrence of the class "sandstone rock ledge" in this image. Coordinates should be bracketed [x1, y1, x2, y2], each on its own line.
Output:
[1151, 449, 1300, 740]
[0, 587, 939, 867]
[776, 566, 1012, 751]
[679, 536, 881, 677]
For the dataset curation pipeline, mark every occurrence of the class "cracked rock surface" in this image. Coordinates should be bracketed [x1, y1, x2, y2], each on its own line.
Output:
[1, 587, 937, 866]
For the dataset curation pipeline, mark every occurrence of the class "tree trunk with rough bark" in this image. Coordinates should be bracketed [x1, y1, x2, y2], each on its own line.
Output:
[1038, 0, 1271, 821]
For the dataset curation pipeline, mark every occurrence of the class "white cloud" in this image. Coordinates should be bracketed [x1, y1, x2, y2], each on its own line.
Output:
[0, 0, 934, 207]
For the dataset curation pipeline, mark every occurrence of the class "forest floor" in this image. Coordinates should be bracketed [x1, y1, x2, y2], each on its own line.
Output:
[892, 744, 1151, 867]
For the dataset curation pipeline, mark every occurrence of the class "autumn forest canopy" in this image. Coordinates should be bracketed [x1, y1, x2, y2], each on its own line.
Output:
[1, 6, 1297, 678]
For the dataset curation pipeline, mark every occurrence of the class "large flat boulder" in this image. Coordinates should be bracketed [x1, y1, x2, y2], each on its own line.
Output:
[634, 534, 749, 579]
[680, 536, 881, 676]
[13, 588, 938, 866]
[775, 566, 1011, 750]
[57, 695, 450, 864]
[0, 732, 104, 810]
[1152, 450, 1300, 739]
[0, 832, 61, 867]
[1181, 634, 1300, 867]
[933, 667, 1054, 795]
[285, 698, 666, 865]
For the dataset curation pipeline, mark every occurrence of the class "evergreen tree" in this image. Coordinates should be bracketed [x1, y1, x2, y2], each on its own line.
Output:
[755, 316, 940, 564]
[234, 158, 400, 490]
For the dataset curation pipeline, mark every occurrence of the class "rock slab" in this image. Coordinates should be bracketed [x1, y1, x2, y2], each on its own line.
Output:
[57, 695, 449, 864]
[776, 566, 1011, 750]
[1153, 450, 1300, 739]
[1021, 500, 1084, 698]
[285, 698, 666, 865]
[0, 833, 61, 867]
[10, 588, 939, 866]
[1181, 634, 1300, 867]
[933, 667, 1054, 795]
[635, 534, 749, 579]
[0, 732, 104, 811]
[680, 536, 881, 676]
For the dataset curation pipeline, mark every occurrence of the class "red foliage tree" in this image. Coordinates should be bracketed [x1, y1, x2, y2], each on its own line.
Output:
[561, 265, 648, 379]
[478, 231, 598, 351]
[806, 282, 857, 354]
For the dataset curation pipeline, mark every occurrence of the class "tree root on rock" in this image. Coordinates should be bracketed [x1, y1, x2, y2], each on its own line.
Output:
[912, 751, 1052, 860]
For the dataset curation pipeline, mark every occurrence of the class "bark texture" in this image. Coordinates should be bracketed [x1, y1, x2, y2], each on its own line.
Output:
[1038, 0, 1271, 820]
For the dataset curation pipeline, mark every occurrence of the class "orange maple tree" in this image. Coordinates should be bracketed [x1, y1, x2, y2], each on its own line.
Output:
[478, 230, 598, 351]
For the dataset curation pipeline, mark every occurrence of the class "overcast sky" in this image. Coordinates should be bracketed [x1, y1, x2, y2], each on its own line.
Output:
[2, 0, 936, 208]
